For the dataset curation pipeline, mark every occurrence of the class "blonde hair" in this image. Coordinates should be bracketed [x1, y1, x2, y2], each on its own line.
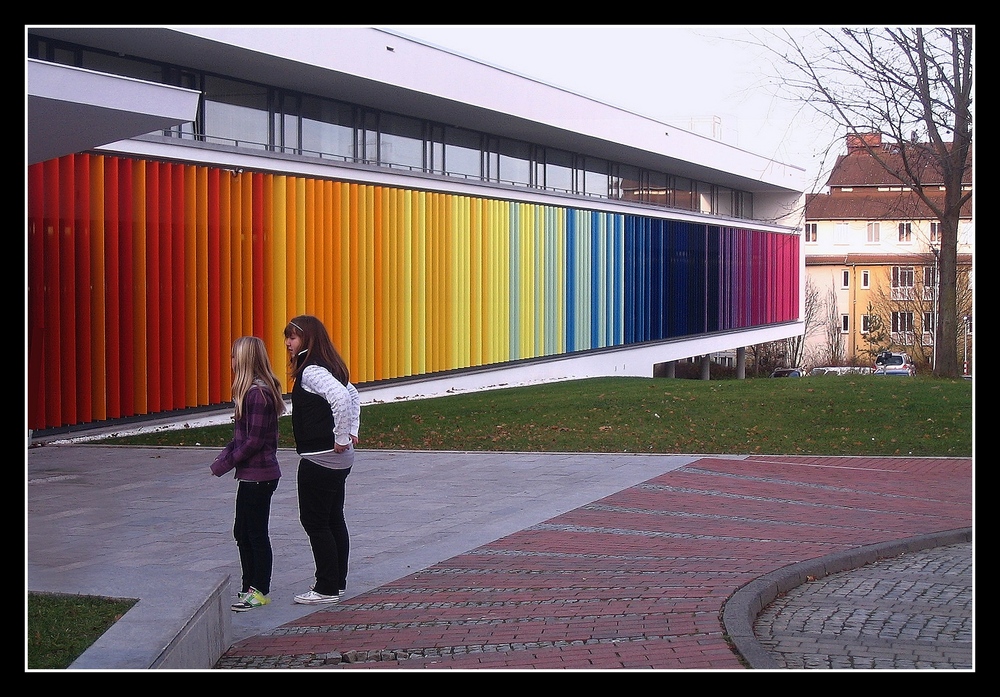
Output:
[231, 336, 287, 420]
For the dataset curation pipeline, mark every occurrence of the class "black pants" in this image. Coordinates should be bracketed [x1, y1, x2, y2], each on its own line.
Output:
[297, 459, 351, 595]
[233, 478, 278, 595]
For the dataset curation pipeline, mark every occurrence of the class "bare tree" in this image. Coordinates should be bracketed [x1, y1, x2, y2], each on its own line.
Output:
[760, 27, 972, 378]
[821, 284, 845, 365]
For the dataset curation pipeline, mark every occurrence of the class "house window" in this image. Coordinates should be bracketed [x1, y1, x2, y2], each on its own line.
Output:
[891, 311, 914, 345]
[930, 222, 941, 244]
[892, 266, 915, 301]
[804, 223, 817, 242]
[898, 222, 912, 243]
[841, 314, 850, 333]
[835, 223, 849, 244]
[841, 270, 850, 288]
[922, 311, 935, 345]
[923, 266, 937, 301]
[867, 222, 880, 243]
[861, 314, 871, 334]
[861, 270, 870, 289]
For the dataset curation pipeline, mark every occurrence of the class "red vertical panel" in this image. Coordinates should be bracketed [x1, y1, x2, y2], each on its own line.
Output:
[27, 164, 46, 430]
[207, 168, 221, 404]
[74, 154, 92, 424]
[103, 159, 121, 419]
[120, 159, 137, 417]
[43, 159, 61, 427]
[58, 156, 77, 426]
[252, 173, 265, 336]
[172, 163, 186, 408]
[157, 162, 173, 410]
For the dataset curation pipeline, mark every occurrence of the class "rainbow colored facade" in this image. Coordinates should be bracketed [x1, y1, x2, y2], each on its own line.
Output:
[27, 153, 798, 431]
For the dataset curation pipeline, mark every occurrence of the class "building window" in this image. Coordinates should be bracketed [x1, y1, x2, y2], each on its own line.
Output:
[377, 112, 426, 171]
[930, 221, 941, 244]
[861, 314, 871, 334]
[891, 266, 915, 301]
[891, 311, 914, 345]
[804, 223, 817, 242]
[202, 75, 270, 150]
[540, 147, 574, 194]
[442, 126, 484, 179]
[835, 223, 849, 244]
[922, 311, 935, 345]
[898, 222, 913, 243]
[867, 222, 880, 243]
[841, 270, 850, 288]
[861, 270, 870, 289]
[841, 314, 850, 333]
[922, 266, 937, 301]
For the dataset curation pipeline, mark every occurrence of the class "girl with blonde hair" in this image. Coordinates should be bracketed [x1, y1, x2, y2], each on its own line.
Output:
[211, 336, 287, 612]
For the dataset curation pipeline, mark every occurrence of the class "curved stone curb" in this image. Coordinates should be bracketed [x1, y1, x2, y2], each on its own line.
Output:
[721, 527, 973, 669]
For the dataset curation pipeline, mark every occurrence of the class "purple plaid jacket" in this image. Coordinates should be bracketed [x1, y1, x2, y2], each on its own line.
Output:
[210, 385, 282, 481]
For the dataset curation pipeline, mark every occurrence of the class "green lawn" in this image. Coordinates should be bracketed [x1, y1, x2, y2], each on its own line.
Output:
[105, 375, 973, 457]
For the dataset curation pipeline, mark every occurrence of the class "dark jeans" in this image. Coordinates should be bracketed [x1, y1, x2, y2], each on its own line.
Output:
[234, 478, 278, 595]
[297, 459, 351, 595]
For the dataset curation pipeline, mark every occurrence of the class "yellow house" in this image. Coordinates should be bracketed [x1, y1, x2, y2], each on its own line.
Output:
[803, 134, 972, 373]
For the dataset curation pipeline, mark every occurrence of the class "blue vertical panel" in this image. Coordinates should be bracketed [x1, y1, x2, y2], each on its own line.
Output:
[706, 226, 720, 332]
[565, 208, 576, 352]
[611, 213, 624, 346]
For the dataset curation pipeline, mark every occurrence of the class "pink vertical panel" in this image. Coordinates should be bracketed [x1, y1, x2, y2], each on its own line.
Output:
[27, 163, 46, 429]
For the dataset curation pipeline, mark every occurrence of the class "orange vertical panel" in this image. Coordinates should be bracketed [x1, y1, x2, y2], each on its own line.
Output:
[73, 154, 92, 424]
[252, 173, 265, 338]
[144, 160, 162, 413]
[372, 185, 384, 380]
[89, 156, 107, 422]
[347, 183, 359, 375]
[132, 160, 149, 414]
[157, 161, 174, 411]
[284, 176, 297, 323]
[218, 169, 232, 400]
[241, 172, 254, 335]
[171, 163, 186, 408]
[228, 171, 243, 340]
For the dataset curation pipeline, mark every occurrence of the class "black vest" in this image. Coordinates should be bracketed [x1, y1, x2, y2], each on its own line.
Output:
[291, 374, 338, 454]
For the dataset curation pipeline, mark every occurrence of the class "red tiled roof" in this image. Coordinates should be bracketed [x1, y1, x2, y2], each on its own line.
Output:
[805, 253, 973, 266]
[827, 142, 972, 188]
[806, 191, 972, 220]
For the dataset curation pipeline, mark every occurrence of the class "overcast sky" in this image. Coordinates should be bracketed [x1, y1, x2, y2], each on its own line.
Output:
[384, 25, 840, 188]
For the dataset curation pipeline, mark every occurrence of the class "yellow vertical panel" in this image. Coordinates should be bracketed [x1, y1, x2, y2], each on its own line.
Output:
[271, 175, 288, 379]
[470, 198, 482, 367]
[131, 162, 147, 415]
[448, 195, 460, 369]
[305, 178, 317, 314]
[338, 182, 351, 362]
[320, 180, 333, 323]
[386, 187, 399, 379]
[459, 196, 471, 368]
[401, 189, 413, 377]
[295, 177, 307, 314]
[501, 201, 511, 362]
[379, 186, 392, 380]
[520, 203, 533, 358]
[413, 190, 426, 375]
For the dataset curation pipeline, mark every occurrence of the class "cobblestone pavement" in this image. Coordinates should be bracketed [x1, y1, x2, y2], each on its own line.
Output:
[753, 542, 972, 669]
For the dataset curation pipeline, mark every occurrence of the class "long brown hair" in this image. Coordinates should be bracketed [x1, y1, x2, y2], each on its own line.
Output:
[231, 336, 287, 420]
[283, 315, 350, 386]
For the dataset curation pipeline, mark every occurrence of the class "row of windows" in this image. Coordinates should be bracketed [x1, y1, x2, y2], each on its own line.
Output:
[843, 311, 945, 339]
[804, 222, 946, 244]
[838, 266, 936, 295]
[29, 35, 755, 220]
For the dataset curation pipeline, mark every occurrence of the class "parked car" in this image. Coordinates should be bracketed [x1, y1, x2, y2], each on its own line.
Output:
[770, 368, 803, 378]
[873, 351, 916, 376]
[810, 366, 874, 376]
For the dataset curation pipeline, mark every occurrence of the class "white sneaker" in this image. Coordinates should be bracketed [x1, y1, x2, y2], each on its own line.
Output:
[294, 589, 340, 605]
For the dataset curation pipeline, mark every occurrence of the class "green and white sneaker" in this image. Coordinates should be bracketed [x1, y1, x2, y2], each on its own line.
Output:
[232, 587, 270, 612]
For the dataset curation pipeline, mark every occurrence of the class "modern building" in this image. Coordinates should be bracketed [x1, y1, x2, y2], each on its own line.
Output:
[27, 26, 807, 433]
[803, 133, 973, 371]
